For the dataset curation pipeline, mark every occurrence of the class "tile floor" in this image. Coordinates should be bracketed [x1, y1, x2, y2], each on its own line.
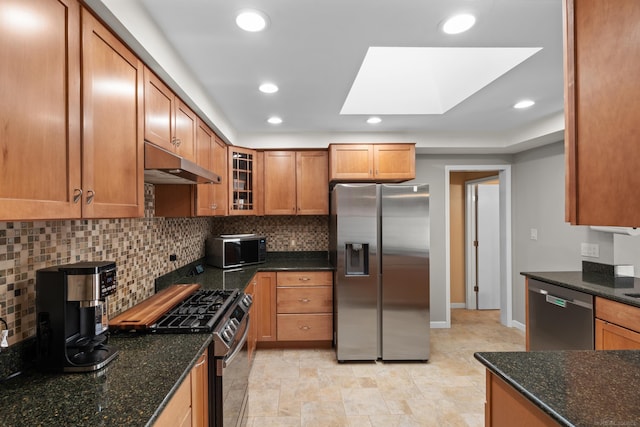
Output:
[246, 309, 525, 427]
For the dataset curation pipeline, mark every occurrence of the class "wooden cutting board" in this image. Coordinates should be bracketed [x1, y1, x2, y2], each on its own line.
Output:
[109, 284, 200, 331]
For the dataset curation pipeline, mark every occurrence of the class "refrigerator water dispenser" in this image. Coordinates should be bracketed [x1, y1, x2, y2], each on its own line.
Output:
[345, 243, 368, 275]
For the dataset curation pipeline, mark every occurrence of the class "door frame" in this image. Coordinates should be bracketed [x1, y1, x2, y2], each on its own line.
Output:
[444, 165, 513, 328]
[465, 176, 500, 310]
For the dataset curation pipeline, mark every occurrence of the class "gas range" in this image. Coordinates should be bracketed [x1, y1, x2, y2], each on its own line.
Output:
[150, 288, 243, 334]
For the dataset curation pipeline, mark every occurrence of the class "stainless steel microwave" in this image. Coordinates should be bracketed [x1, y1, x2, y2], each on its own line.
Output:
[206, 234, 267, 269]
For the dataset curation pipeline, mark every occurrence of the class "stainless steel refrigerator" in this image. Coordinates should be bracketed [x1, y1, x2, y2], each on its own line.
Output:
[330, 183, 430, 362]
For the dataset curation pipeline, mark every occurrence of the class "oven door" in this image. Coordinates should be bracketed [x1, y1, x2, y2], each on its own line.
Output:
[212, 315, 251, 427]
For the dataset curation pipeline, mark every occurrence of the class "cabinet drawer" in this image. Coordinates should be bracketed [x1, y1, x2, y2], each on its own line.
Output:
[595, 297, 640, 333]
[277, 287, 332, 313]
[277, 271, 332, 287]
[277, 314, 333, 341]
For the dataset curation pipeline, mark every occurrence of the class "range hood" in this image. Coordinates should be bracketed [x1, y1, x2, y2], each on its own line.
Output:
[144, 143, 221, 185]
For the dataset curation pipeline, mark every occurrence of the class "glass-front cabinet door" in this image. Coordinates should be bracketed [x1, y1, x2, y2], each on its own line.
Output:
[228, 146, 255, 215]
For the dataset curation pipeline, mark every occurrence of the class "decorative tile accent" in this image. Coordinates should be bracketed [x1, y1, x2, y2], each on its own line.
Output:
[0, 189, 329, 349]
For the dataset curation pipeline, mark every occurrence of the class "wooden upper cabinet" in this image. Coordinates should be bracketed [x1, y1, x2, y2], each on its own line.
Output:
[81, 9, 144, 218]
[0, 0, 82, 220]
[195, 120, 213, 216]
[264, 151, 297, 215]
[328, 144, 415, 182]
[143, 67, 196, 163]
[263, 151, 328, 215]
[211, 136, 228, 216]
[174, 99, 196, 162]
[373, 144, 415, 181]
[228, 146, 257, 215]
[296, 151, 329, 214]
[564, 0, 640, 226]
[329, 144, 373, 180]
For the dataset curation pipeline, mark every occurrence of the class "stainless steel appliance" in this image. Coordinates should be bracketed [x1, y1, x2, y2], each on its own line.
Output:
[206, 234, 267, 269]
[35, 261, 119, 372]
[149, 287, 253, 427]
[330, 183, 430, 361]
[528, 279, 594, 350]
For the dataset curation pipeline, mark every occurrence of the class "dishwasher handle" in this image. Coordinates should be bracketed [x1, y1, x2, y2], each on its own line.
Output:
[528, 284, 593, 310]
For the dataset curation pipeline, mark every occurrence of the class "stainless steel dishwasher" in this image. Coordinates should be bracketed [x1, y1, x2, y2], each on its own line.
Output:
[527, 278, 594, 350]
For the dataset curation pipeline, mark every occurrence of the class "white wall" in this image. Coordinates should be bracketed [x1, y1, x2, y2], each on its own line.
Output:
[412, 154, 512, 324]
[511, 142, 592, 323]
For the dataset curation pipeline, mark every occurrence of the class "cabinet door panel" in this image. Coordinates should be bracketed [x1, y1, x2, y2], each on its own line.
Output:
[264, 151, 296, 215]
[374, 144, 415, 180]
[0, 0, 81, 219]
[595, 319, 640, 350]
[143, 67, 174, 151]
[256, 272, 277, 342]
[565, 0, 640, 225]
[174, 99, 196, 162]
[195, 120, 213, 215]
[82, 9, 143, 218]
[211, 137, 228, 216]
[329, 144, 373, 180]
[277, 287, 333, 313]
[297, 151, 329, 214]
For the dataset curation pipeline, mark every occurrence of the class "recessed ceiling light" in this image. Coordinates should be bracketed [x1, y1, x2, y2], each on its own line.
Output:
[236, 9, 269, 32]
[442, 14, 476, 35]
[259, 82, 279, 94]
[514, 99, 535, 109]
[367, 117, 382, 124]
[267, 116, 282, 125]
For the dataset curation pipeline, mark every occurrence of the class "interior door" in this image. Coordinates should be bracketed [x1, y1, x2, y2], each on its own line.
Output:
[476, 183, 500, 309]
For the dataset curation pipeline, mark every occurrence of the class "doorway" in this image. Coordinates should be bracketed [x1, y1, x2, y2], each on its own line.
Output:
[466, 177, 500, 310]
[445, 165, 513, 328]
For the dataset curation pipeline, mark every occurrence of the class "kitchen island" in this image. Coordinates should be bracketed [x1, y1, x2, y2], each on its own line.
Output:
[475, 350, 640, 426]
[0, 252, 332, 427]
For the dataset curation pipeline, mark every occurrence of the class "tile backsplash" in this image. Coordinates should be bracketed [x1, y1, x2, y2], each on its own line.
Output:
[0, 185, 329, 348]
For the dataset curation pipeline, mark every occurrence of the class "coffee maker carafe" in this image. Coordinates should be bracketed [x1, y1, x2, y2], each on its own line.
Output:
[36, 261, 119, 372]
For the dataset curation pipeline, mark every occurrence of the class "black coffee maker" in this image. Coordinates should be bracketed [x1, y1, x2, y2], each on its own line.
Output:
[36, 261, 119, 372]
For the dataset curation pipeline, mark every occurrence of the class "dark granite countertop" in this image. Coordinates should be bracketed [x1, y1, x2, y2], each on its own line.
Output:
[522, 271, 640, 308]
[0, 333, 211, 427]
[0, 251, 332, 426]
[157, 251, 333, 292]
[475, 350, 640, 427]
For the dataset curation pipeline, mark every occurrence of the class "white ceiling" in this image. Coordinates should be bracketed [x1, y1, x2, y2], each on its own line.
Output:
[88, 0, 565, 153]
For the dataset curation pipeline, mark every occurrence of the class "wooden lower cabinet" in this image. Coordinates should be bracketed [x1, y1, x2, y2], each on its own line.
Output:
[484, 370, 558, 427]
[154, 349, 208, 427]
[155, 373, 192, 427]
[595, 297, 640, 350]
[246, 276, 258, 362]
[276, 271, 333, 342]
[256, 272, 277, 342]
[190, 351, 208, 427]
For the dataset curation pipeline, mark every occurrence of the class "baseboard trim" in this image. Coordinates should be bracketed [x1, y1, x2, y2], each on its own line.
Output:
[511, 320, 526, 332]
[430, 321, 450, 329]
[450, 303, 466, 309]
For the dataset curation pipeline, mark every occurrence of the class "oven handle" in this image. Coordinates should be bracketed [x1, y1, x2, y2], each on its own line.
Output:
[223, 315, 250, 368]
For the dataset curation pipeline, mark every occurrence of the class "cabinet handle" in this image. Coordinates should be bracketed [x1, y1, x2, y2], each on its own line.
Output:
[298, 298, 311, 303]
[73, 189, 83, 204]
[171, 137, 177, 146]
[299, 277, 310, 282]
[212, 204, 217, 210]
[299, 325, 311, 331]
[86, 190, 95, 205]
[175, 138, 182, 147]
[194, 357, 206, 367]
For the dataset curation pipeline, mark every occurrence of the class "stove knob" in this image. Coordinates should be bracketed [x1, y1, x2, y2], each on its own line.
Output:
[230, 318, 240, 330]
[222, 329, 233, 342]
[242, 294, 253, 307]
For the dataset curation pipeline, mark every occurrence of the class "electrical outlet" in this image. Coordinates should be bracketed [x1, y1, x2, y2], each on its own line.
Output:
[290, 239, 296, 247]
[580, 243, 599, 258]
[169, 254, 177, 262]
[530, 228, 538, 240]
